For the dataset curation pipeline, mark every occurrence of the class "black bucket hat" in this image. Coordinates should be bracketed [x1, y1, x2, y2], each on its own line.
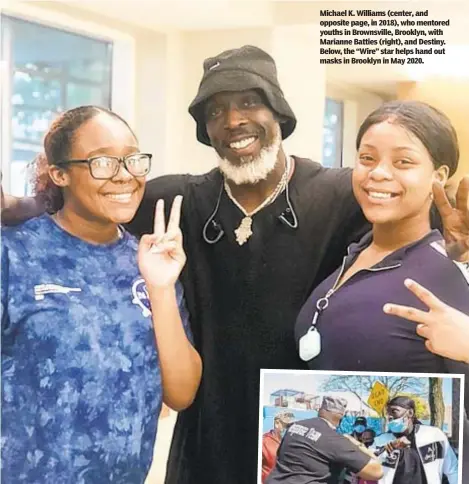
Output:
[189, 45, 297, 146]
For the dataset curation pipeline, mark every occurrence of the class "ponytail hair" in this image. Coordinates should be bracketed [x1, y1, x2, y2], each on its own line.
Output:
[31, 153, 64, 213]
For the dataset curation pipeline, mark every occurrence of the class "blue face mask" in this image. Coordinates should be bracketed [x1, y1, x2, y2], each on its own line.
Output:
[388, 416, 408, 434]
[280, 428, 287, 439]
[353, 424, 366, 434]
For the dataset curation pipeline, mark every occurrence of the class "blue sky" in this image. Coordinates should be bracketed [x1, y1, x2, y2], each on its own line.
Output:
[262, 371, 457, 406]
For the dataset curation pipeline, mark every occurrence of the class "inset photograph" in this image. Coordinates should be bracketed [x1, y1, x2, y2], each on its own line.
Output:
[259, 370, 464, 484]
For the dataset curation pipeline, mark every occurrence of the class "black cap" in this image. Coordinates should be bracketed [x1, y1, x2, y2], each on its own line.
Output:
[188, 45, 297, 146]
[354, 417, 368, 426]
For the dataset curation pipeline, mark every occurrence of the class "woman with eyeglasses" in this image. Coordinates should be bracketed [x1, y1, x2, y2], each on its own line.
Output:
[1, 106, 202, 483]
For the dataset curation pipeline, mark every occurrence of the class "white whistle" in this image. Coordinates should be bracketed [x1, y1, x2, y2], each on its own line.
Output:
[299, 311, 322, 362]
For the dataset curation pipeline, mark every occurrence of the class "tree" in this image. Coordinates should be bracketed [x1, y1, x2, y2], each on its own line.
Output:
[398, 393, 430, 420]
[451, 378, 460, 450]
[320, 375, 428, 413]
[429, 377, 445, 428]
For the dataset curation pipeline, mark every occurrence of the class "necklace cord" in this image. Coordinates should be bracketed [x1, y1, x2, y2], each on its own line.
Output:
[202, 182, 225, 244]
[202, 155, 299, 244]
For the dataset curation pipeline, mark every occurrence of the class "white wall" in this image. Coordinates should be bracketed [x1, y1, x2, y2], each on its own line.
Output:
[133, 30, 169, 179]
[272, 24, 325, 162]
[326, 83, 386, 168]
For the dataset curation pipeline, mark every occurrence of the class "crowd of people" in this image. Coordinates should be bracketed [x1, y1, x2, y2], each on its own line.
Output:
[264, 395, 459, 484]
[2, 44, 469, 483]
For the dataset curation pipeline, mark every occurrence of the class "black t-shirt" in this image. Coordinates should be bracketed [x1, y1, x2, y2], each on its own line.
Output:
[126, 158, 369, 484]
[266, 417, 371, 484]
[392, 428, 428, 484]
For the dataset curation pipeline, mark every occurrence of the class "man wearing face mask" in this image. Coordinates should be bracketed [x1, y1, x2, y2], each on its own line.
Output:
[352, 417, 369, 442]
[262, 411, 296, 482]
[373, 396, 458, 484]
[361, 429, 377, 449]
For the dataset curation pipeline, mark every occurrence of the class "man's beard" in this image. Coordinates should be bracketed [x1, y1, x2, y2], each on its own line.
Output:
[217, 125, 282, 185]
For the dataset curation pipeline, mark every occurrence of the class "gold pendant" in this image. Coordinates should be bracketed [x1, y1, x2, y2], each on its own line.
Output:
[234, 216, 253, 245]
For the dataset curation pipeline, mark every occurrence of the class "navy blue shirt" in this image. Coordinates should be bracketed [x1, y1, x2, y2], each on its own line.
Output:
[1, 215, 192, 483]
[295, 230, 469, 410]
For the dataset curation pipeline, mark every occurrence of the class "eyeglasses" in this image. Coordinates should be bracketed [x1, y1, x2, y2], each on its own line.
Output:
[56, 153, 152, 180]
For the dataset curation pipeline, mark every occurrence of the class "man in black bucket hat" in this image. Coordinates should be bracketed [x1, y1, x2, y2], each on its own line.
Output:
[138, 46, 375, 484]
[188, 45, 296, 146]
[2, 45, 469, 484]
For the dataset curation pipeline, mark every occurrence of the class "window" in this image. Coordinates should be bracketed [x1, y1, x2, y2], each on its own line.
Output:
[1, 15, 113, 196]
[322, 98, 344, 169]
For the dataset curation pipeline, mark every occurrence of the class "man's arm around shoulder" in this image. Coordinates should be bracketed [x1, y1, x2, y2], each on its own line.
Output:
[1, 190, 45, 225]
[125, 173, 191, 237]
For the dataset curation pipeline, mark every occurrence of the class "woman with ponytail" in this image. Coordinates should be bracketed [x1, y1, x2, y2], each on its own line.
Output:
[295, 101, 469, 407]
[1, 106, 201, 483]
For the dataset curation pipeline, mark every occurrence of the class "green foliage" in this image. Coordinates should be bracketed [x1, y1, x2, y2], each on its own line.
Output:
[398, 393, 430, 420]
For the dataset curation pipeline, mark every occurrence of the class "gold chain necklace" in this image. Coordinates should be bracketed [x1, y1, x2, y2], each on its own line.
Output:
[224, 156, 291, 246]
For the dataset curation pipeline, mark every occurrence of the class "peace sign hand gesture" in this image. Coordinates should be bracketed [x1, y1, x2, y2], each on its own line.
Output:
[434, 176, 469, 262]
[384, 279, 469, 364]
[138, 196, 186, 289]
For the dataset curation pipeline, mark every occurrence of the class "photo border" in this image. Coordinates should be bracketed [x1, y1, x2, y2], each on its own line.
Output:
[258, 369, 465, 484]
